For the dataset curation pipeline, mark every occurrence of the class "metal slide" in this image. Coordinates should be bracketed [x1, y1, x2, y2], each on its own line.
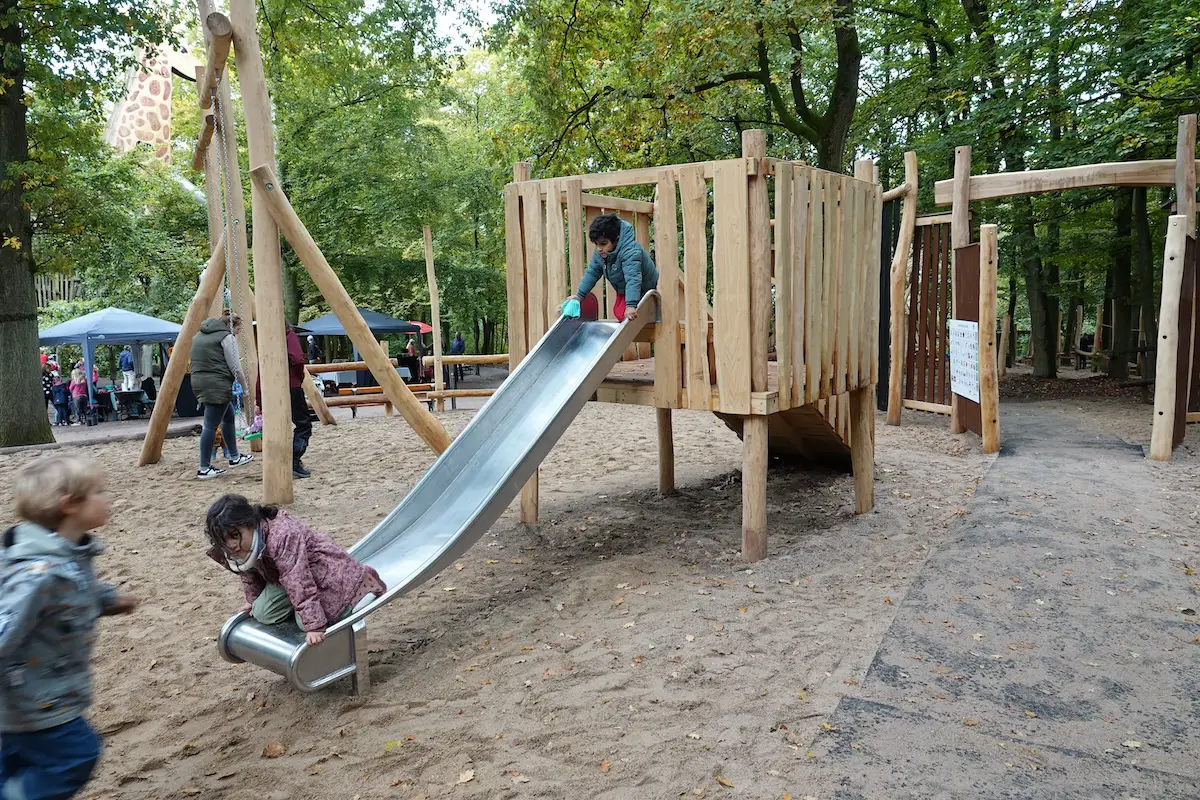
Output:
[218, 293, 659, 691]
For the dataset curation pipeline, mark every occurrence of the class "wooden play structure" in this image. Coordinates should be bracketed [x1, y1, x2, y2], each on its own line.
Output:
[505, 132, 901, 560]
[139, 0, 451, 502]
[886, 115, 1200, 460]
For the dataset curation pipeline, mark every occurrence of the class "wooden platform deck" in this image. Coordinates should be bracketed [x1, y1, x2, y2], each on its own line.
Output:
[596, 358, 785, 415]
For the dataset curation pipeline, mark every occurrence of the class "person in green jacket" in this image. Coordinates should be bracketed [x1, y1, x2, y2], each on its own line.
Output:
[568, 213, 659, 322]
[191, 312, 254, 479]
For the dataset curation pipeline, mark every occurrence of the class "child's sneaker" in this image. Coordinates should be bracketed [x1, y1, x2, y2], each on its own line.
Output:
[196, 466, 226, 480]
[228, 454, 254, 468]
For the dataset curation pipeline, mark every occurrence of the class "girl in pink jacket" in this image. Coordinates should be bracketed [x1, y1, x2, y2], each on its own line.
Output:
[204, 495, 386, 646]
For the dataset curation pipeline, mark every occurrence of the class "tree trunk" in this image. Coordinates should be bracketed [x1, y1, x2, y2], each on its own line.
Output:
[1132, 187, 1156, 379]
[1007, 276, 1017, 367]
[1108, 188, 1133, 378]
[0, 3, 53, 447]
[1016, 196, 1057, 379]
[282, 261, 301, 324]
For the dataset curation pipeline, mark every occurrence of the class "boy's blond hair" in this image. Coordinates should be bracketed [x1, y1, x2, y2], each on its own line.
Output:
[13, 454, 104, 530]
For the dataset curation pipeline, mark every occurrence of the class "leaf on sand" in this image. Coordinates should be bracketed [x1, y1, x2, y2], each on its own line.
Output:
[600, 760, 611, 772]
[486, 559, 499, 565]
[686, 732, 701, 740]
[714, 775, 733, 788]
[623, 622, 636, 628]
[963, 718, 979, 727]
[457, 769, 475, 784]
[455, 563, 465, 571]
[443, 587, 457, 592]
[1024, 710, 1038, 718]
[1122, 740, 1143, 749]
[615, 596, 625, 606]
[797, 688, 808, 702]
[262, 742, 286, 758]
[513, 774, 531, 783]
[972, 633, 984, 642]
[686, 634, 696, 642]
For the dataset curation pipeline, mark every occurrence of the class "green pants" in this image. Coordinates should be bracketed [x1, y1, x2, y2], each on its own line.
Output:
[251, 584, 354, 629]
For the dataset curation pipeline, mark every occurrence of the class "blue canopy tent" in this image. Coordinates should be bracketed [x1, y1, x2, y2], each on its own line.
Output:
[301, 308, 422, 362]
[39, 307, 182, 404]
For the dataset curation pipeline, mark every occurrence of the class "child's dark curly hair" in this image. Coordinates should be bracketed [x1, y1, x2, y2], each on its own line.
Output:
[587, 213, 621, 245]
[205, 493, 278, 553]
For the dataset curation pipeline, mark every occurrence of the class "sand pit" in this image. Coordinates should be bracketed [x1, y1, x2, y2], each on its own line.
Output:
[0, 403, 991, 799]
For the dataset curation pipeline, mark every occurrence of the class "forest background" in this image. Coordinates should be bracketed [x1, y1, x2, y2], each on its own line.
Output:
[1, 0, 1198, 445]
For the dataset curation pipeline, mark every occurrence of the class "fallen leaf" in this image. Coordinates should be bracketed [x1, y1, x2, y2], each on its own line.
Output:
[511, 558, 523, 564]
[181, 788, 201, 796]
[687, 732, 701, 740]
[884, 596, 893, 605]
[963, 718, 979, 727]
[600, 760, 611, 773]
[457, 769, 475, 784]
[797, 688, 808, 702]
[486, 559, 499, 565]
[443, 587, 457, 592]
[148, 659, 159, 670]
[738, 607, 748, 613]
[973, 634, 984, 642]
[513, 774, 531, 784]
[383, 740, 406, 752]
[1024, 710, 1038, 718]
[481, 679, 492, 685]
[632, 656, 644, 666]
[686, 634, 696, 642]
[615, 596, 625, 606]
[714, 775, 733, 788]
[262, 742, 286, 758]
[1122, 740, 1143, 749]
[623, 621, 635, 628]
[455, 563, 465, 571]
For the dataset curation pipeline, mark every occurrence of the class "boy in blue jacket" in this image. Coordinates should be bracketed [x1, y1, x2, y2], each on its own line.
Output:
[1, 455, 138, 800]
[569, 213, 659, 322]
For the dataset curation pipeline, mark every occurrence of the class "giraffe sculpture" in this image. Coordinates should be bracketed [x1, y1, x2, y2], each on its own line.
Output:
[104, 46, 201, 163]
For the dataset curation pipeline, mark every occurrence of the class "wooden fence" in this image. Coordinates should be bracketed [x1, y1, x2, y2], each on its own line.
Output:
[504, 158, 882, 419]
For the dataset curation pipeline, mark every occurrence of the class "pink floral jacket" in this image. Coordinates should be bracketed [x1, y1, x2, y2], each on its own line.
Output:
[209, 511, 367, 632]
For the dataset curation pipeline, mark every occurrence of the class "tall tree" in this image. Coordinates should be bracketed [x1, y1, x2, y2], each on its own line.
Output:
[0, 0, 177, 445]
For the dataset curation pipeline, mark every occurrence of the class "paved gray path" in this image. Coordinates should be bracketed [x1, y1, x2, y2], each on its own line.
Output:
[808, 405, 1199, 799]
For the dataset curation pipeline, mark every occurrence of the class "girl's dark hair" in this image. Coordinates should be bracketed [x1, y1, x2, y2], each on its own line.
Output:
[588, 213, 621, 245]
[205, 493, 278, 551]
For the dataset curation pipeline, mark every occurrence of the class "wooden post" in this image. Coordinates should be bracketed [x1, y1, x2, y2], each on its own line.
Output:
[230, 0, 290, 502]
[654, 171, 682, 408]
[656, 408, 675, 496]
[887, 152, 919, 426]
[849, 386, 875, 514]
[775, 161, 794, 410]
[741, 132, 771, 563]
[423, 226, 444, 413]
[301, 372, 336, 425]
[949, 145, 972, 435]
[1175, 115, 1197, 436]
[195, 64, 224, 320]
[1150, 215, 1189, 460]
[197, 12, 233, 110]
[199, 0, 257, 421]
[512, 162, 539, 525]
[140, 236, 226, 465]
[979, 225, 1001, 453]
[249, 166, 452, 454]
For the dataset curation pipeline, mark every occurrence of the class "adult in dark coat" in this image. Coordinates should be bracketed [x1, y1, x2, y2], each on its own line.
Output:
[191, 313, 253, 479]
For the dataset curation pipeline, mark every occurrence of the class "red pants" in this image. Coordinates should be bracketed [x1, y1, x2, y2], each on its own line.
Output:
[613, 293, 627, 320]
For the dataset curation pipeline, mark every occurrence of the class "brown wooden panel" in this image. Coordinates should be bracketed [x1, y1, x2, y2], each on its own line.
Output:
[953, 243, 983, 436]
[1188, 234, 1200, 415]
[918, 225, 933, 400]
[938, 223, 951, 405]
[1174, 234, 1196, 445]
[904, 224, 921, 400]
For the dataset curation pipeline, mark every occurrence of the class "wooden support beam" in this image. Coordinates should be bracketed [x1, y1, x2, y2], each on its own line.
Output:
[510, 162, 539, 526]
[197, 12, 233, 110]
[425, 389, 496, 399]
[423, 225, 445, 412]
[190, 112, 215, 172]
[522, 157, 765, 194]
[250, 165, 452, 455]
[680, 165, 712, 411]
[903, 398, 952, 415]
[741, 415, 768, 562]
[887, 152, 919, 426]
[421, 353, 509, 366]
[302, 373, 336, 425]
[1177, 115, 1197, 237]
[231, 0, 290, 503]
[712, 158, 752, 414]
[1150, 216, 1188, 460]
[775, 161, 794, 410]
[657, 408, 675, 496]
[139, 236, 226, 466]
[979, 225, 1001, 453]
[881, 181, 912, 203]
[654, 170, 682, 408]
[849, 386, 875, 514]
[933, 159, 1200, 205]
[547, 190, 655, 215]
[949, 145, 972, 436]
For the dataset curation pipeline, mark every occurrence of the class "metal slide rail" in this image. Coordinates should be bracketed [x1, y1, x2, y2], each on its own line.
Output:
[218, 293, 659, 691]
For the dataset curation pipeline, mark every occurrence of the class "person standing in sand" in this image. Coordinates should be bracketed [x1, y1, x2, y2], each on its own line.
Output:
[191, 311, 254, 479]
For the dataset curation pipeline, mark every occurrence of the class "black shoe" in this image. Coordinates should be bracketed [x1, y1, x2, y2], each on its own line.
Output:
[293, 461, 311, 478]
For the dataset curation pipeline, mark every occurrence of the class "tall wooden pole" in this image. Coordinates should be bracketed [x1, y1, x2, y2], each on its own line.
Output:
[230, 0, 292, 503]
[741, 130, 771, 562]
[424, 225, 445, 413]
[979, 225, 1001, 453]
[1150, 217, 1188, 459]
[886, 152, 918, 426]
[949, 146, 972, 435]
[512, 161, 540, 525]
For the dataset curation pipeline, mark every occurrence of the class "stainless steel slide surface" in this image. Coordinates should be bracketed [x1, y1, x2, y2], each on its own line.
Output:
[218, 293, 659, 691]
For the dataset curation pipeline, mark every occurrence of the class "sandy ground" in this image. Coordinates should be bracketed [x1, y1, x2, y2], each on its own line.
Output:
[0, 396, 992, 800]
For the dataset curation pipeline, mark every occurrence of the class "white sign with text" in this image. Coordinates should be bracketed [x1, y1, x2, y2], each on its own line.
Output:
[949, 319, 980, 403]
